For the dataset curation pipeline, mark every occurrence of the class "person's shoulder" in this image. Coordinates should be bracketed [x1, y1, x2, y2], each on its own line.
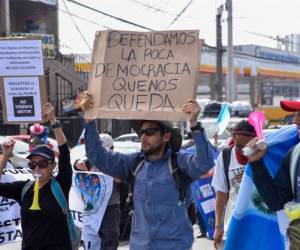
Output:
[283, 145, 298, 162]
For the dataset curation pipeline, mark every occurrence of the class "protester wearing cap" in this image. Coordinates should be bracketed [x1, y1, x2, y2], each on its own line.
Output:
[212, 120, 257, 249]
[0, 103, 73, 250]
[246, 99, 300, 249]
[79, 91, 215, 250]
[280, 99, 300, 128]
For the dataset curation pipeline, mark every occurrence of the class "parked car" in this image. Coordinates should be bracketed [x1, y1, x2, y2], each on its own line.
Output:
[0, 136, 30, 168]
[9, 134, 59, 156]
[114, 133, 141, 143]
[70, 139, 141, 165]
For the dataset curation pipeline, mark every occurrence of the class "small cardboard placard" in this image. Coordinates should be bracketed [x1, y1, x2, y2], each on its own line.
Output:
[85, 29, 202, 121]
[0, 38, 47, 124]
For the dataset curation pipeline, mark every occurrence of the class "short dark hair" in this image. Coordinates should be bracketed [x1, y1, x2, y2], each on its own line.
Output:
[232, 120, 256, 137]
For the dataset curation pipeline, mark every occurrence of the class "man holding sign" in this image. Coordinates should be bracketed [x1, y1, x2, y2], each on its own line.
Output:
[79, 91, 214, 250]
[85, 29, 201, 122]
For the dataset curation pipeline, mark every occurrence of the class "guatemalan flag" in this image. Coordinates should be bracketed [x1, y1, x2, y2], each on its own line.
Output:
[216, 103, 231, 136]
[224, 125, 299, 250]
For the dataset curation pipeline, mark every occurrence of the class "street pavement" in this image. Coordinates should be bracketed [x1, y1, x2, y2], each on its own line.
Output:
[0, 238, 215, 250]
[0, 227, 215, 250]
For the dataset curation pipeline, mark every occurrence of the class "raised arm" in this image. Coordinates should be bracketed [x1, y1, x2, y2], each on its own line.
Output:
[0, 139, 16, 178]
[178, 99, 215, 180]
[42, 103, 66, 146]
[42, 103, 72, 192]
[247, 137, 293, 211]
[250, 153, 293, 211]
[85, 120, 137, 182]
[79, 91, 138, 182]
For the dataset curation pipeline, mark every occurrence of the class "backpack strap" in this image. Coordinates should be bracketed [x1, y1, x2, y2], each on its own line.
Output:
[51, 179, 81, 250]
[130, 153, 190, 206]
[132, 158, 145, 178]
[169, 152, 187, 205]
[50, 178, 68, 214]
[21, 180, 34, 202]
[130, 156, 145, 193]
[127, 156, 145, 211]
[290, 143, 300, 197]
[222, 147, 232, 191]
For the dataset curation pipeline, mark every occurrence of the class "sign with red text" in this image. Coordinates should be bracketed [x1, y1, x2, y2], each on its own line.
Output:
[86, 30, 201, 121]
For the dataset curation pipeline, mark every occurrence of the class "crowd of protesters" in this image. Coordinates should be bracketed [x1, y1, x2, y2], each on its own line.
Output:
[1, 96, 300, 250]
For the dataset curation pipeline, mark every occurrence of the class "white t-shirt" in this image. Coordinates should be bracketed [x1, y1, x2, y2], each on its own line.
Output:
[5, 161, 14, 169]
[211, 146, 246, 236]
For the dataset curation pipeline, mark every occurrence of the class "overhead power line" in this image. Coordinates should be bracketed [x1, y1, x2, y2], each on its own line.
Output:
[62, 0, 92, 51]
[66, 0, 153, 31]
[130, 0, 193, 19]
[58, 8, 111, 29]
[168, 0, 194, 27]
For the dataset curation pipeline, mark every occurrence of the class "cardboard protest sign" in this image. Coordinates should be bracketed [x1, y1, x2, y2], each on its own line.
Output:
[86, 30, 201, 121]
[0, 38, 47, 124]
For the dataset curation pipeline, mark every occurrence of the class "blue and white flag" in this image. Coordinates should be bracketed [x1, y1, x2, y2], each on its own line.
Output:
[216, 103, 231, 136]
[224, 125, 299, 250]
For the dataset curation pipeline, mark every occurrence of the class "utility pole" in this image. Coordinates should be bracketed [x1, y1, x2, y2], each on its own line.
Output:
[216, 5, 223, 102]
[0, 0, 10, 35]
[226, 0, 235, 102]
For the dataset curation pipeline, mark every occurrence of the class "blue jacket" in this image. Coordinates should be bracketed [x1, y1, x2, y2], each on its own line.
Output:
[85, 120, 214, 250]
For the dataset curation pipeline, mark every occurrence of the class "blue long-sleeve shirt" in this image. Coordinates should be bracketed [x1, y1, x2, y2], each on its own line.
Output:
[85, 120, 214, 250]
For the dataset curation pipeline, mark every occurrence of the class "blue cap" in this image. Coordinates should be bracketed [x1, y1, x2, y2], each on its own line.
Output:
[27, 145, 55, 161]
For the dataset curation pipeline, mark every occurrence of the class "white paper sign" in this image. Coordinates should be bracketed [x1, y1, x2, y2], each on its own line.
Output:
[0, 40, 44, 76]
[3, 77, 42, 122]
[0, 169, 33, 246]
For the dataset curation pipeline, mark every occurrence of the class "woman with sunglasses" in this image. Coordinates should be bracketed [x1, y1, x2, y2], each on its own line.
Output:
[0, 103, 73, 250]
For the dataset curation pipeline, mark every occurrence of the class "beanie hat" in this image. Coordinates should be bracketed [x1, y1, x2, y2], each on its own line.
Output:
[232, 120, 256, 136]
[99, 134, 114, 149]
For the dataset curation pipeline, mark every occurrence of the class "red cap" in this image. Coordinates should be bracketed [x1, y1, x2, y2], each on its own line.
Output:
[280, 100, 300, 112]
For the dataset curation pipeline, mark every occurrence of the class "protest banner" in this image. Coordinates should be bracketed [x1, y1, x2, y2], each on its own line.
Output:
[0, 38, 47, 124]
[0, 169, 33, 246]
[0, 169, 113, 248]
[191, 172, 216, 239]
[72, 171, 113, 250]
[85, 30, 202, 121]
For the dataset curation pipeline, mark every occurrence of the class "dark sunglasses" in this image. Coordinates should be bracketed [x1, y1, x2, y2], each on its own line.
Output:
[28, 160, 53, 170]
[139, 127, 163, 137]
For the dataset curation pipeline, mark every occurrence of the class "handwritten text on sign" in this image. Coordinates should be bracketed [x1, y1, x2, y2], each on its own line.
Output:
[88, 30, 201, 121]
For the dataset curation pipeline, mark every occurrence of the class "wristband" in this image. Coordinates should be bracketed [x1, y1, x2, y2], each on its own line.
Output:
[190, 122, 203, 132]
[51, 120, 61, 129]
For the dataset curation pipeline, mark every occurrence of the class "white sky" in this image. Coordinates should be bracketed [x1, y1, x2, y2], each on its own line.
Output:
[58, 0, 300, 54]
